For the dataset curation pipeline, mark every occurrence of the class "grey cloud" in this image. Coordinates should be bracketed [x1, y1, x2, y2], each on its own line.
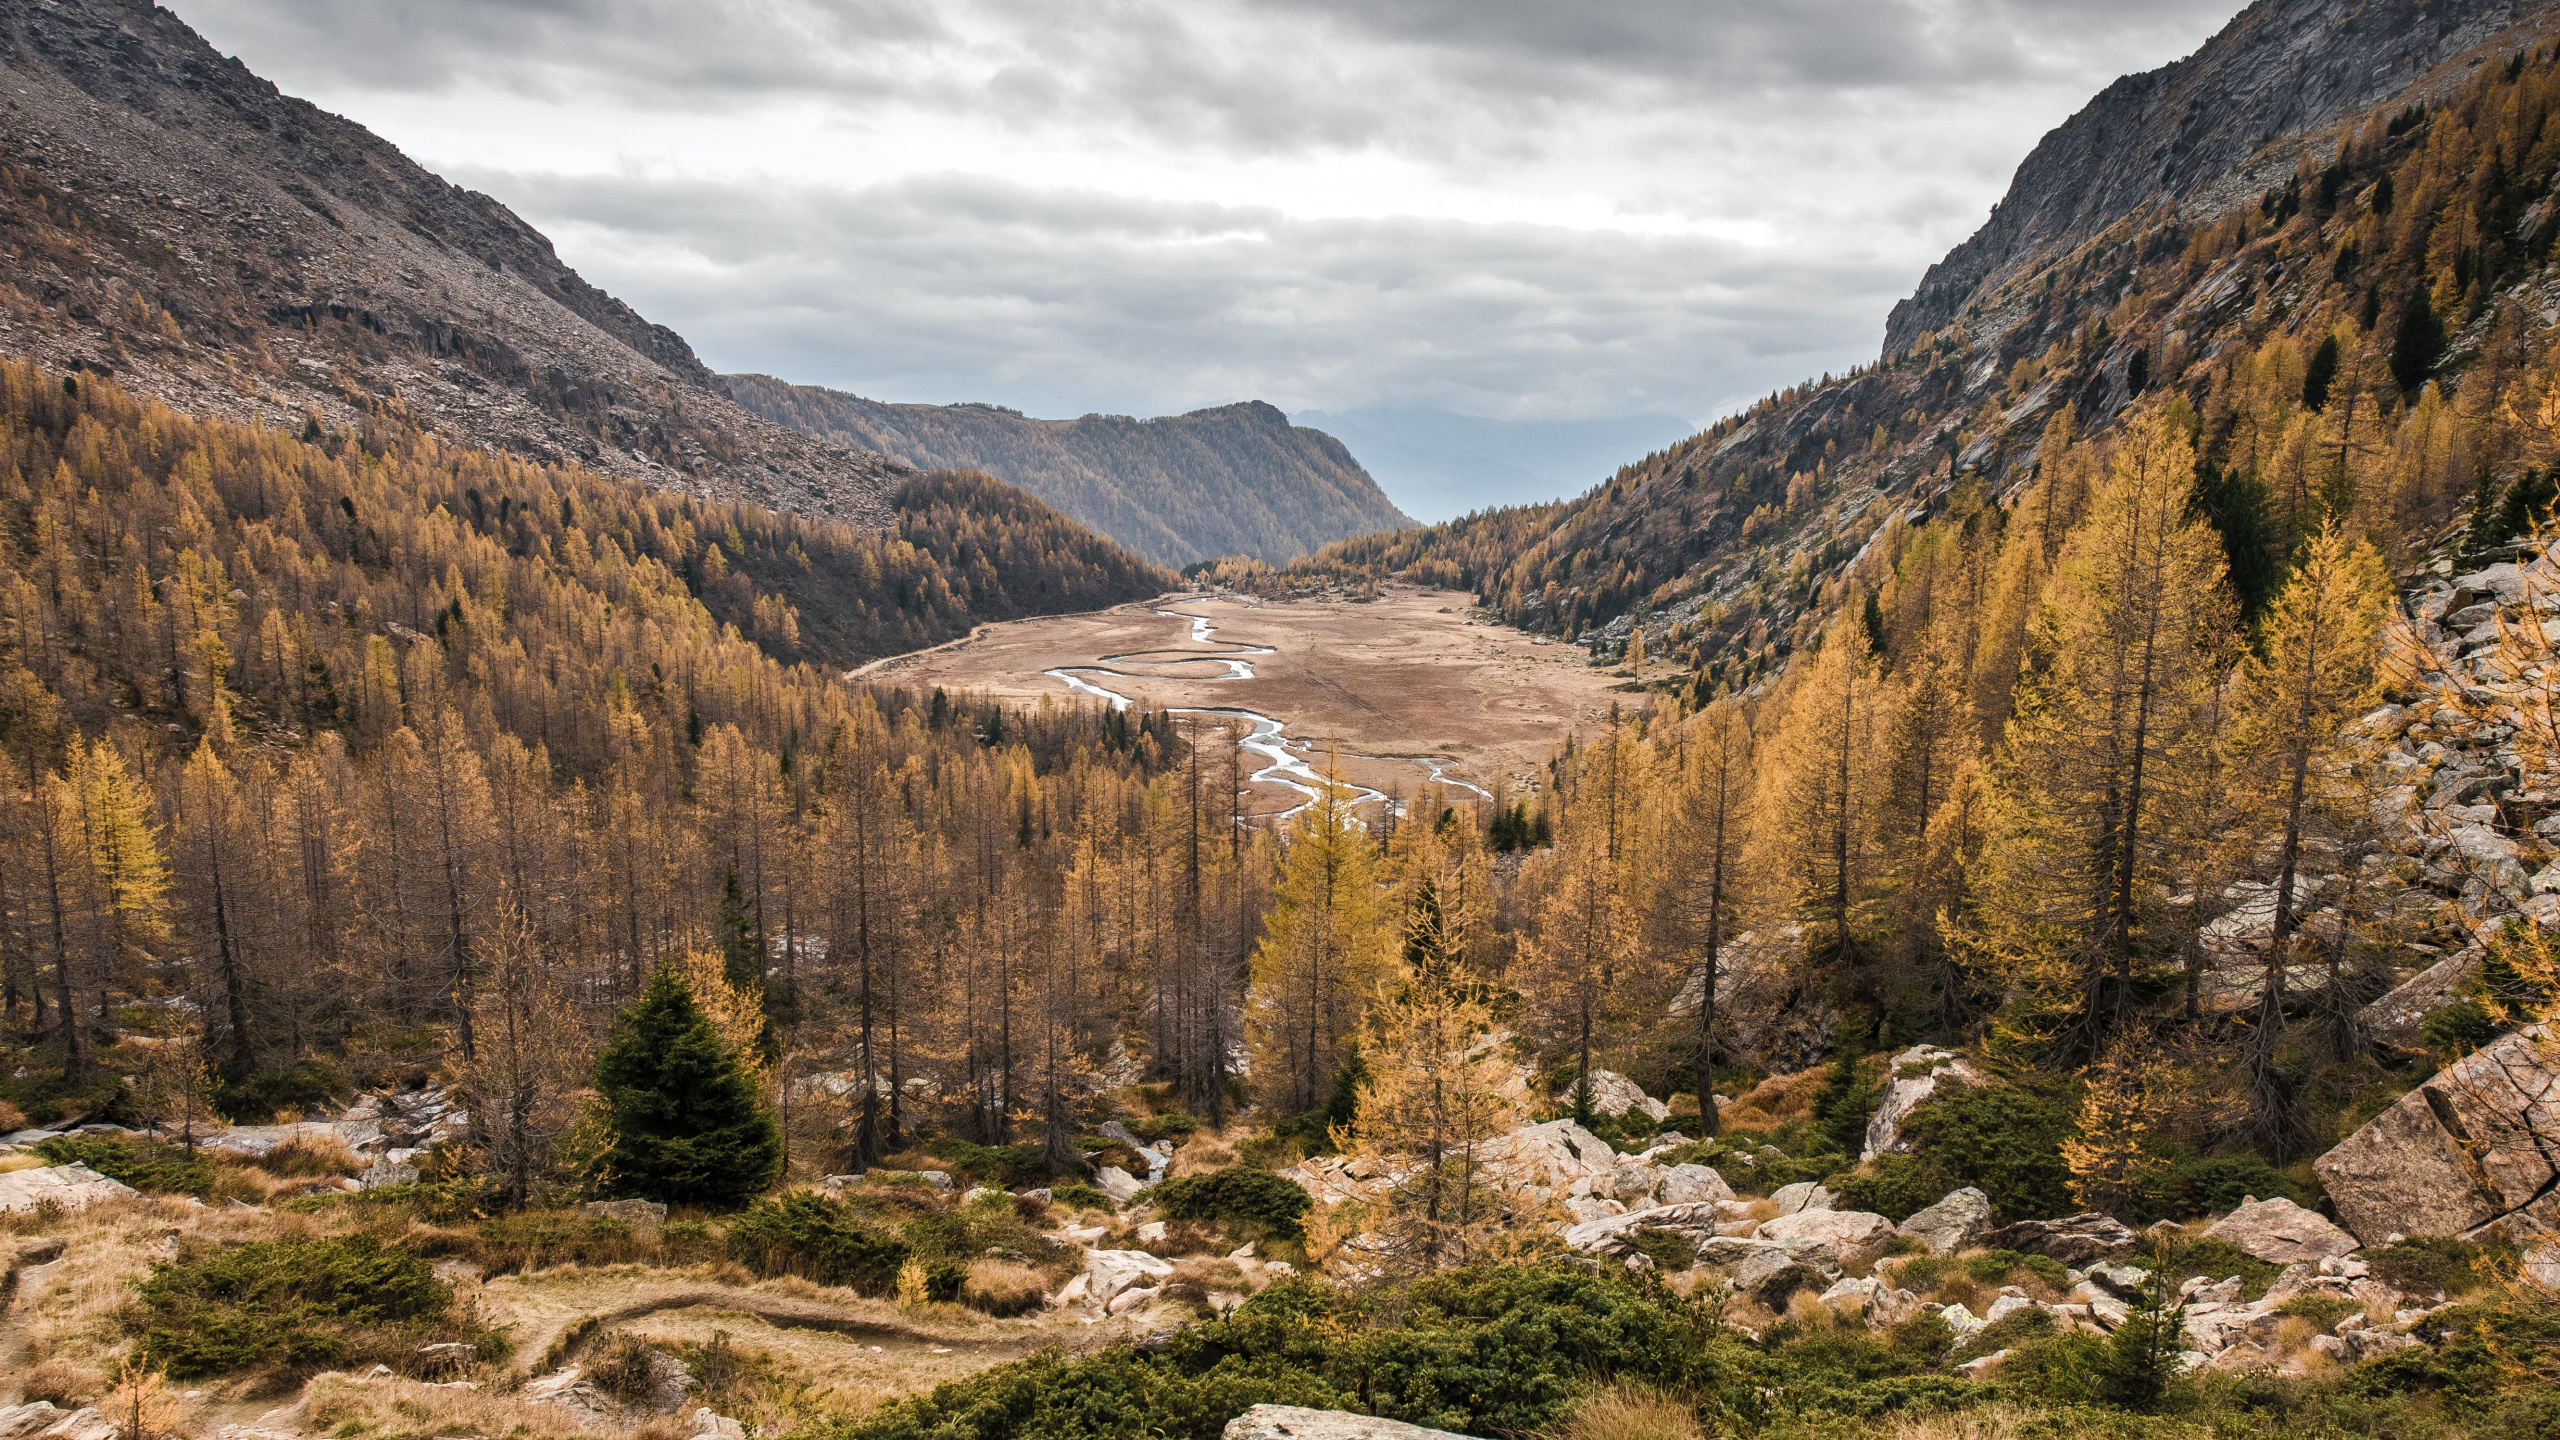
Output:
[485, 170, 1896, 422]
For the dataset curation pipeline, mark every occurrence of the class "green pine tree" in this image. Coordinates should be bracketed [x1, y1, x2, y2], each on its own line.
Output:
[591, 966, 782, 1205]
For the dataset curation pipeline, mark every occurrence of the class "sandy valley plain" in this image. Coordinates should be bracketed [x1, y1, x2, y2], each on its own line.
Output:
[862, 586, 1634, 819]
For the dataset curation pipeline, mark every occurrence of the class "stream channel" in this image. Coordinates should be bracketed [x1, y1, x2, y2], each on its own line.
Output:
[1043, 604, 1492, 818]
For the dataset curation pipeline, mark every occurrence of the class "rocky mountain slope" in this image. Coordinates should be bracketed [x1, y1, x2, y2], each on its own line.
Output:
[0, 0, 905, 524]
[725, 375, 1413, 567]
[1312, 0, 2560, 675]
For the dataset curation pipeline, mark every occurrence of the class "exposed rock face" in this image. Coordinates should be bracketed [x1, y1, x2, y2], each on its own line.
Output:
[1863, 1046, 1982, 1160]
[1976, 1213, 2139, 1266]
[1558, 1201, 1728, 1261]
[1756, 1209, 1898, 1270]
[1896, 1188, 1994, 1256]
[2362, 951, 2483, 1050]
[1732, 1246, 1840, 1307]
[1476, 1120, 1623, 1204]
[2203, 1197, 2362, 1265]
[1222, 1406, 1482, 1440]
[1084, 1249, 1174, 1307]
[0, 1162, 138, 1213]
[1659, 1163, 1735, 1206]
[1884, 0, 2560, 355]
[1565, 1070, 1672, 1123]
[2315, 1025, 2560, 1244]
[0, 0, 905, 523]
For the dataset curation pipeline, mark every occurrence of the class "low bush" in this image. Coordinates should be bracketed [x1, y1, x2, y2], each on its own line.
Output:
[213, 1060, 345, 1124]
[2276, 1294, 2363, 1330]
[1151, 1167, 1314, 1240]
[34, 1134, 216, 1196]
[924, 1138, 1047, 1189]
[1048, 1182, 1116, 1214]
[2138, 1235, 2280, 1300]
[136, 1234, 488, 1380]
[726, 1191, 909, 1295]
[1128, 1112, 1202, 1144]
[2366, 1235, 2504, 1300]
[247, 1136, 365, 1178]
[1961, 1249, 2070, 1290]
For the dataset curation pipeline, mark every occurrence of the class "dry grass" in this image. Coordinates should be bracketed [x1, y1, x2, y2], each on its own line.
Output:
[960, 1259, 1046, 1317]
[1719, 1069, 1826, 1131]
[1167, 1132, 1239, 1178]
[303, 1370, 618, 1440]
[0, 1151, 48, 1174]
[1544, 1384, 1707, 1440]
[1868, 1403, 2061, 1439]
[243, 1136, 365, 1179]
[18, 1357, 104, 1406]
[0, 1099, 25, 1132]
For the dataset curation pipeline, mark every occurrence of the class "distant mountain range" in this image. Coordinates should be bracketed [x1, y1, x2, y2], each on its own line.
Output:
[1295, 407, 1698, 523]
[724, 376, 1413, 568]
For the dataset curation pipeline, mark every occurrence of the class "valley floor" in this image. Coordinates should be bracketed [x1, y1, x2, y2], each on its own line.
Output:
[871, 586, 1631, 817]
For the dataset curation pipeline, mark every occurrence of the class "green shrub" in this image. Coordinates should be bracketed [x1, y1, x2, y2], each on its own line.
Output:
[34, 1134, 215, 1196]
[1950, 1303, 2055, 1364]
[726, 1192, 910, 1295]
[2140, 1236, 2279, 1301]
[213, 1060, 345, 1124]
[280, 1179, 488, 1225]
[2277, 1295, 2363, 1330]
[2131, 1153, 2300, 1220]
[1049, 1182, 1115, 1213]
[2366, 1236, 2502, 1300]
[1152, 1167, 1314, 1239]
[925, 1138, 1047, 1189]
[1898, 1080, 2076, 1222]
[1958, 1250, 2070, 1290]
[1129, 1112, 1202, 1143]
[137, 1235, 470, 1379]
[1824, 1153, 1945, 1222]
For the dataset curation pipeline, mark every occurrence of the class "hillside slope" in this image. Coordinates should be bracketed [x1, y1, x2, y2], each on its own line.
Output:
[725, 375, 1414, 567]
[0, 0, 904, 523]
[1300, 0, 2560, 683]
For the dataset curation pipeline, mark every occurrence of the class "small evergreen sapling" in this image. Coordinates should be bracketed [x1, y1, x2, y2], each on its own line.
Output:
[591, 966, 782, 1206]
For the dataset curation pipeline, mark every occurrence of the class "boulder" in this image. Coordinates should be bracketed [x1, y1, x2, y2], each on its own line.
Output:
[1477, 1120, 1621, 1202]
[1095, 1166, 1146, 1205]
[1769, 1181, 1834, 1215]
[1560, 1200, 1726, 1261]
[1659, 1163, 1734, 1206]
[690, 1410, 749, 1440]
[2203, 1197, 2360, 1266]
[1565, 1070, 1672, 1122]
[0, 1162, 138, 1214]
[2360, 951, 2479, 1050]
[1604, 1158, 1663, 1206]
[2314, 1024, 2558, 1244]
[580, 1198, 667, 1228]
[1084, 1248, 1173, 1305]
[1896, 1188, 1993, 1256]
[1223, 1405, 1483, 1440]
[1756, 1208, 1898, 1269]
[1733, 1246, 1836, 1308]
[0, 1404, 64, 1440]
[1862, 1046, 1983, 1160]
[1976, 1213, 2137, 1266]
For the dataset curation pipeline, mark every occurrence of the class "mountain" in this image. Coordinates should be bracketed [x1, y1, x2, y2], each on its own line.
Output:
[1295, 406, 1696, 523]
[0, 0, 905, 524]
[724, 374, 1414, 567]
[1297, 0, 2560, 675]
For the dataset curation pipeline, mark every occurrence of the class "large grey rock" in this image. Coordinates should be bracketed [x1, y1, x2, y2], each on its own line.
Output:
[1223, 1405, 1482, 1440]
[1976, 1213, 2137, 1266]
[1659, 1163, 1734, 1205]
[1733, 1246, 1839, 1307]
[581, 1198, 668, 1228]
[1862, 1046, 1982, 1160]
[0, 1162, 138, 1214]
[1769, 1181, 1834, 1214]
[1756, 1208, 1898, 1269]
[1559, 1200, 1725, 1261]
[2203, 1197, 2359, 1266]
[1562, 1070, 1671, 1122]
[1084, 1248, 1173, 1305]
[1477, 1120, 1621, 1203]
[1095, 1166, 1145, 1204]
[2361, 951, 2479, 1050]
[2314, 1024, 2558, 1245]
[1897, 1188, 1993, 1256]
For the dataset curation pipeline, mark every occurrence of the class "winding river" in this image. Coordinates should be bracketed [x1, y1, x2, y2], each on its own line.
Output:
[1044, 603, 1493, 819]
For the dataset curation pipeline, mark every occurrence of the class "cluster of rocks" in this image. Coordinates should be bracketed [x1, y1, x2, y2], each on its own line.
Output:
[0, 1401, 117, 1440]
[0, 1082, 471, 1208]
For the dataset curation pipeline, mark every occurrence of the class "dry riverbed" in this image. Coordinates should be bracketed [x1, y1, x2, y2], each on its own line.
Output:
[869, 586, 1633, 818]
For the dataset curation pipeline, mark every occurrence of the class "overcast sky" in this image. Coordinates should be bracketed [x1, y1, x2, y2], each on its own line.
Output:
[175, 0, 2237, 434]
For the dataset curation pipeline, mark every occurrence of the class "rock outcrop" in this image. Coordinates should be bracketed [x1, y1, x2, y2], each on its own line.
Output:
[1976, 1214, 2138, 1266]
[1223, 1406, 1481, 1440]
[1862, 1046, 1981, 1160]
[2314, 1025, 2560, 1244]
[2203, 1197, 2362, 1265]
[1896, 1187, 1994, 1256]
[0, 1162, 138, 1214]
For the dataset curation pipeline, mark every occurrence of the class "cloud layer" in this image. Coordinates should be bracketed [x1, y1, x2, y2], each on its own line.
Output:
[174, 0, 2239, 431]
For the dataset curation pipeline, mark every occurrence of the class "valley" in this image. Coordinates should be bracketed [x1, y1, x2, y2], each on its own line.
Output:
[869, 587, 1632, 818]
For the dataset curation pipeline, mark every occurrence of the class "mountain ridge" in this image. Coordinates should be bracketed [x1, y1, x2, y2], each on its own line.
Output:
[0, 0, 909, 525]
[724, 373, 1414, 567]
